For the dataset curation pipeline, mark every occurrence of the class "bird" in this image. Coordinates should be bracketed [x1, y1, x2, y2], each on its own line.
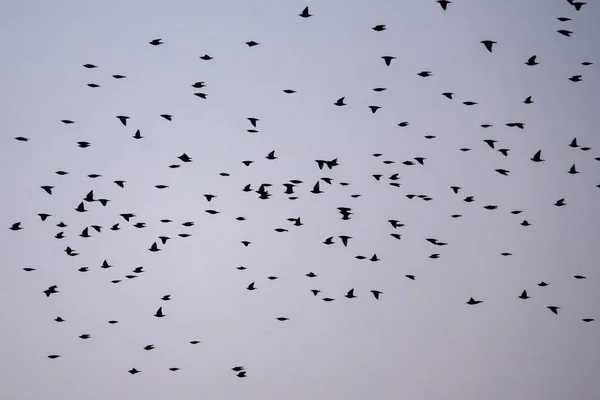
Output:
[481, 40, 496, 53]
[531, 150, 544, 162]
[417, 71, 432, 77]
[547, 306, 560, 315]
[128, 368, 141, 374]
[334, 97, 346, 106]
[525, 55, 539, 66]
[382, 56, 396, 66]
[9, 222, 22, 231]
[569, 75, 582, 82]
[466, 297, 482, 305]
[557, 30, 573, 37]
[371, 290, 383, 300]
[246, 41, 259, 47]
[40, 186, 54, 195]
[247, 282, 256, 291]
[48, 355, 61, 359]
[369, 105, 381, 113]
[44, 285, 59, 297]
[568, 165, 579, 174]
[518, 290, 529, 299]
[437, 0, 451, 10]
[116, 115, 129, 126]
[154, 307, 165, 318]
[266, 150, 277, 160]
[555, 198, 566, 207]
[149, 38, 163, 45]
[372, 25, 386, 31]
[442, 92, 454, 99]
[345, 289, 356, 299]
[299, 7, 311, 18]
[524, 96, 533, 104]
[199, 54, 213, 60]
[178, 153, 192, 162]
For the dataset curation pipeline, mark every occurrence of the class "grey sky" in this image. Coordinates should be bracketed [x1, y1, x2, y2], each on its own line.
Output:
[1, 0, 600, 399]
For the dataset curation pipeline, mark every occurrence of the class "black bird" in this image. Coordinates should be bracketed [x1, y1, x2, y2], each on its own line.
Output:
[531, 150, 544, 162]
[154, 307, 165, 318]
[538, 281, 549, 287]
[247, 282, 256, 291]
[129, 368, 141, 374]
[484, 139, 497, 149]
[569, 75, 582, 82]
[442, 92, 454, 99]
[311, 181, 323, 194]
[481, 40, 496, 53]
[299, 6, 311, 18]
[437, 0, 451, 10]
[372, 25, 386, 31]
[557, 30, 572, 37]
[371, 290, 383, 300]
[547, 306, 560, 315]
[149, 38, 163, 45]
[48, 355, 61, 359]
[149, 242, 160, 252]
[417, 71, 432, 77]
[266, 150, 277, 160]
[199, 54, 213, 60]
[75, 202, 87, 212]
[382, 56, 396, 66]
[41, 186, 54, 195]
[9, 222, 22, 231]
[192, 82, 205, 88]
[519, 290, 529, 299]
[334, 97, 346, 106]
[247, 117, 259, 127]
[466, 297, 482, 305]
[83, 190, 95, 202]
[15, 136, 29, 141]
[369, 105, 381, 113]
[113, 75, 126, 79]
[194, 93, 207, 99]
[555, 198, 566, 207]
[568, 164, 579, 174]
[345, 289, 356, 298]
[237, 371, 247, 378]
[44, 285, 59, 297]
[116, 115, 129, 126]
[525, 55, 539, 66]
[339, 235, 352, 247]
[524, 96, 533, 104]
[178, 153, 192, 162]
[246, 41, 259, 47]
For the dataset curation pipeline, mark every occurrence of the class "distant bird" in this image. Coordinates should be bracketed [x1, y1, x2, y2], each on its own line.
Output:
[116, 115, 129, 126]
[149, 39, 163, 46]
[154, 307, 165, 318]
[555, 198, 566, 207]
[547, 306, 560, 315]
[382, 56, 396, 66]
[178, 153, 192, 162]
[345, 289, 356, 298]
[557, 30, 572, 37]
[568, 164, 579, 174]
[437, 0, 451, 10]
[524, 96, 533, 104]
[48, 355, 61, 359]
[518, 290, 529, 299]
[538, 281, 549, 287]
[466, 297, 482, 305]
[442, 92, 454, 99]
[372, 25, 386, 31]
[246, 41, 260, 47]
[569, 75, 582, 82]
[247, 282, 256, 290]
[525, 55, 539, 66]
[371, 290, 382, 300]
[417, 71, 432, 77]
[481, 40, 496, 53]
[15, 136, 29, 141]
[339, 235, 352, 247]
[266, 150, 277, 160]
[299, 6, 312, 18]
[128, 368, 141, 374]
[334, 97, 347, 106]
[531, 150, 544, 162]
[199, 54, 213, 60]
[113, 75, 126, 79]
[44, 285, 59, 297]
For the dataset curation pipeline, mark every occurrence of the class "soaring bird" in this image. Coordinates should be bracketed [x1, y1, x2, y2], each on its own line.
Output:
[481, 40, 496, 52]
[299, 6, 311, 18]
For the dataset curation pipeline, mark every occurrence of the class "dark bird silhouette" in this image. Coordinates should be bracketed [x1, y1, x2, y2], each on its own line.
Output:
[495, 169, 509, 176]
[538, 281, 549, 287]
[154, 307, 165, 318]
[247, 282, 256, 291]
[547, 306, 560, 315]
[481, 40, 496, 53]
[519, 290, 530, 299]
[237, 371, 247, 378]
[194, 93, 207, 99]
[116, 115, 129, 126]
[531, 150, 544, 162]
[9, 222, 22, 231]
[128, 368, 141, 374]
[41, 186, 54, 195]
[568, 164, 579, 174]
[466, 297, 482, 305]
[372, 25, 386, 31]
[525, 55, 539, 66]
[15, 136, 29, 141]
[524, 96, 533, 104]
[44, 285, 59, 297]
[199, 54, 213, 60]
[417, 71, 432, 77]
[371, 290, 382, 300]
[299, 6, 311, 18]
[113, 75, 126, 79]
[149, 242, 160, 252]
[442, 92, 454, 99]
[345, 289, 356, 298]
[178, 153, 192, 162]
[557, 30, 572, 37]
[149, 38, 163, 45]
[311, 181, 323, 194]
[382, 56, 396, 66]
[246, 41, 259, 47]
[339, 235, 352, 247]
[437, 0, 451, 10]
[555, 198, 566, 207]
[484, 139, 497, 149]
[334, 97, 346, 106]
[569, 75, 582, 82]
[369, 105, 381, 113]
[266, 150, 277, 160]
[48, 355, 61, 359]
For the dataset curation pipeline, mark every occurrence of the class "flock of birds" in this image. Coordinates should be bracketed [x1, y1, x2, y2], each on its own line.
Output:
[8, 0, 598, 379]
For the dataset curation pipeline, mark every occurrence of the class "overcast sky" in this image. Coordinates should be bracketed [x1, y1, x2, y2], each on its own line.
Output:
[1, 1, 600, 399]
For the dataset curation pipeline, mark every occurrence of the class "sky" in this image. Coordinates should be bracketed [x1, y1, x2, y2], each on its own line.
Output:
[1, 0, 600, 399]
